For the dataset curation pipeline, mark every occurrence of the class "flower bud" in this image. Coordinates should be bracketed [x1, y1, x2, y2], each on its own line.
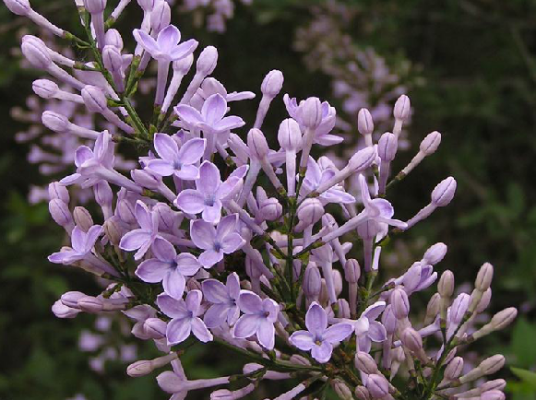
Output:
[197, 46, 218, 75]
[354, 386, 371, 400]
[259, 198, 282, 221]
[423, 242, 447, 265]
[82, 85, 108, 113]
[94, 181, 113, 208]
[297, 198, 324, 226]
[49, 199, 73, 228]
[149, 0, 170, 33]
[261, 69, 284, 97]
[403, 263, 423, 292]
[4, 0, 31, 15]
[277, 118, 302, 151]
[105, 29, 123, 49]
[78, 296, 104, 313]
[61, 291, 86, 308]
[103, 217, 122, 246]
[475, 262, 494, 292]
[173, 54, 194, 74]
[333, 269, 343, 296]
[336, 299, 350, 318]
[33, 79, 59, 99]
[344, 259, 361, 283]
[303, 263, 321, 298]
[83, 0, 106, 13]
[102, 45, 123, 74]
[143, 318, 166, 339]
[366, 374, 389, 399]
[393, 95, 410, 121]
[438, 270, 454, 297]
[401, 328, 423, 353]
[483, 380, 506, 392]
[426, 293, 441, 320]
[479, 354, 505, 375]
[476, 288, 492, 313]
[348, 146, 377, 171]
[357, 108, 374, 135]
[127, 359, 154, 377]
[299, 97, 322, 129]
[431, 177, 457, 207]
[21, 36, 52, 69]
[117, 199, 136, 224]
[333, 380, 353, 400]
[444, 357, 464, 380]
[52, 299, 80, 318]
[49, 181, 69, 203]
[354, 352, 379, 374]
[481, 390, 505, 400]
[247, 128, 269, 159]
[381, 305, 397, 334]
[289, 354, 311, 366]
[490, 308, 517, 330]
[391, 287, 410, 319]
[420, 131, 441, 155]
[73, 206, 94, 231]
[132, 169, 160, 190]
[42, 111, 69, 132]
[378, 132, 398, 162]
[137, 0, 156, 12]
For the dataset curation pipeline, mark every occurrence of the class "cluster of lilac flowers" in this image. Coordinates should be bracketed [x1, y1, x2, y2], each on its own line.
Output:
[5, 0, 517, 398]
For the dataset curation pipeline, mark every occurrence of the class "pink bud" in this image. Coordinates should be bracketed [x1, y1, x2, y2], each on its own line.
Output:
[479, 354, 505, 375]
[401, 327, 423, 353]
[481, 390, 505, 400]
[444, 357, 464, 380]
[277, 118, 302, 151]
[393, 95, 411, 121]
[103, 217, 122, 246]
[32, 79, 59, 99]
[354, 352, 379, 374]
[197, 46, 218, 75]
[261, 69, 284, 97]
[42, 111, 69, 132]
[4, 0, 31, 15]
[357, 108, 374, 135]
[73, 206, 94, 231]
[127, 360, 154, 377]
[490, 308, 517, 330]
[476, 288, 492, 313]
[82, 85, 108, 113]
[48, 181, 69, 203]
[354, 386, 371, 400]
[420, 131, 441, 155]
[299, 97, 322, 129]
[83, 0, 106, 13]
[21, 36, 52, 69]
[149, 0, 170, 33]
[423, 242, 447, 265]
[105, 28, 123, 49]
[49, 199, 73, 228]
[259, 198, 282, 221]
[431, 177, 457, 207]
[438, 270, 454, 297]
[391, 287, 410, 319]
[348, 146, 377, 171]
[344, 259, 361, 283]
[303, 263, 321, 298]
[378, 132, 398, 162]
[247, 128, 269, 159]
[475, 262, 494, 291]
[366, 374, 389, 399]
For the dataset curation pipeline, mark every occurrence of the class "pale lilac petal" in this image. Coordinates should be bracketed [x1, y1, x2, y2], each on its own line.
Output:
[198, 249, 222, 267]
[134, 201, 152, 230]
[169, 39, 198, 61]
[370, 198, 394, 219]
[84, 225, 103, 249]
[74, 146, 94, 167]
[190, 220, 216, 249]
[358, 174, 372, 207]
[146, 159, 174, 176]
[215, 177, 240, 200]
[185, 289, 203, 314]
[119, 229, 150, 251]
[311, 341, 333, 363]
[368, 321, 387, 343]
[227, 306, 240, 326]
[157, 294, 189, 319]
[233, 314, 259, 338]
[216, 214, 238, 239]
[201, 279, 228, 304]
[201, 94, 227, 126]
[201, 203, 222, 224]
[214, 116, 245, 132]
[175, 253, 201, 276]
[322, 188, 356, 204]
[166, 317, 191, 345]
[152, 237, 176, 261]
[305, 303, 328, 336]
[191, 317, 213, 342]
[262, 299, 280, 322]
[314, 133, 343, 146]
[220, 233, 244, 254]
[204, 304, 229, 328]
[154, 133, 179, 162]
[323, 323, 353, 344]
[196, 161, 221, 196]
[122, 305, 156, 321]
[226, 272, 240, 299]
[178, 138, 206, 165]
[289, 331, 315, 351]
[163, 269, 186, 299]
[71, 227, 86, 252]
[134, 29, 159, 56]
[175, 164, 199, 180]
[60, 173, 82, 186]
[358, 336, 372, 353]
[237, 290, 262, 314]
[175, 105, 204, 126]
[156, 25, 181, 52]
[306, 157, 322, 186]
[136, 259, 170, 283]
[257, 319, 275, 350]
[363, 301, 386, 320]
[175, 189, 205, 214]
[48, 250, 76, 264]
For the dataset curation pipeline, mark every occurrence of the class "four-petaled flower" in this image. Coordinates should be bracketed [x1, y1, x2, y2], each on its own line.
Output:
[301, 156, 355, 204]
[157, 290, 213, 345]
[133, 25, 198, 63]
[136, 238, 201, 299]
[289, 302, 353, 363]
[190, 214, 245, 267]
[175, 161, 242, 223]
[233, 290, 280, 350]
[201, 272, 241, 328]
[145, 134, 206, 180]
[48, 225, 103, 264]
[119, 201, 161, 260]
[353, 301, 387, 353]
[175, 93, 245, 134]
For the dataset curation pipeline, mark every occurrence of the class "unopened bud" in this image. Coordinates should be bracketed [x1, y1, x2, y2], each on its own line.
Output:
[49, 199, 73, 228]
[480, 354, 505, 375]
[197, 46, 218, 75]
[103, 45, 123, 73]
[52, 299, 79, 318]
[423, 242, 447, 265]
[355, 352, 379, 374]
[431, 177, 457, 207]
[82, 85, 108, 113]
[391, 288, 410, 319]
[401, 328, 423, 353]
[83, 0, 106, 13]
[481, 390, 505, 400]
[490, 308, 517, 330]
[132, 169, 160, 190]
[444, 357, 464, 380]
[366, 374, 390, 399]
[336, 299, 350, 318]
[259, 198, 282, 221]
[333, 380, 353, 400]
[261, 69, 284, 97]
[33, 79, 59, 99]
[348, 146, 377, 172]
[4, 0, 31, 15]
[299, 97, 322, 129]
[355, 386, 371, 400]
[297, 198, 324, 227]
[475, 262, 494, 291]
[61, 291, 86, 308]
[394, 95, 411, 121]
[344, 259, 361, 283]
[42, 111, 69, 132]
[303, 263, 321, 298]
[77, 296, 104, 313]
[127, 359, 154, 377]
[426, 293, 441, 320]
[73, 206, 94, 231]
[277, 118, 302, 151]
[378, 132, 398, 162]
[48, 182, 70, 203]
[247, 128, 269, 159]
[438, 270, 454, 297]
[105, 28, 123, 49]
[21, 36, 52, 69]
[173, 54, 194, 74]
[357, 108, 374, 135]
[149, 0, 170, 33]
[103, 217, 122, 246]
[420, 131, 441, 155]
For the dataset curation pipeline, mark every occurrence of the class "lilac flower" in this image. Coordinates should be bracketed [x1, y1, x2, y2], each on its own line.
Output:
[145, 133, 205, 180]
[233, 290, 279, 350]
[157, 290, 213, 345]
[135, 238, 201, 299]
[201, 272, 240, 328]
[48, 225, 102, 264]
[354, 301, 387, 353]
[190, 214, 245, 267]
[290, 302, 353, 363]
[301, 156, 355, 204]
[123, 304, 157, 340]
[175, 161, 242, 223]
[133, 25, 198, 63]
[119, 201, 161, 260]
[175, 93, 245, 134]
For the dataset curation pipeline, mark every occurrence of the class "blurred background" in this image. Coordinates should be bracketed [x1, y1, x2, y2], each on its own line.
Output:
[1, 0, 536, 399]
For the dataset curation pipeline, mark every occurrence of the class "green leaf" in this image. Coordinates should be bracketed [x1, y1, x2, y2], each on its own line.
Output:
[511, 367, 536, 389]
[511, 318, 536, 367]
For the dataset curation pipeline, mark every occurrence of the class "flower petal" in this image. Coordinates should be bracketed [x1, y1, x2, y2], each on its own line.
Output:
[257, 319, 275, 350]
[157, 294, 189, 319]
[176, 164, 199, 180]
[191, 317, 213, 342]
[175, 189, 205, 214]
[204, 304, 229, 328]
[175, 104, 204, 126]
[368, 321, 387, 343]
[166, 317, 191, 345]
[305, 302, 328, 336]
[156, 25, 181, 52]
[152, 237, 177, 261]
[154, 133, 180, 162]
[119, 229, 150, 251]
[163, 269, 186, 299]
[175, 253, 201, 276]
[311, 341, 333, 363]
[134, 29, 159, 56]
[201, 93, 227, 126]
[201, 203, 222, 224]
[201, 279, 229, 304]
[198, 249, 222, 268]
[289, 330, 315, 351]
[196, 161, 221, 196]
[135, 259, 170, 283]
[178, 138, 206, 165]
[169, 39, 198, 61]
[190, 219, 216, 250]
[220, 232, 244, 254]
[233, 314, 259, 339]
[237, 290, 262, 314]
[323, 323, 353, 344]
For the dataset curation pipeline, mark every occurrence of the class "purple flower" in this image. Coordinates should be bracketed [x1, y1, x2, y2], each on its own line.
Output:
[289, 302, 353, 363]
[133, 25, 198, 63]
[301, 156, 355, 204]
[233, 290, 279, 350]
[48, 225, 102, 264]
[201, 272, 240, 328]
[354, 301, 387, 353]
[157, 290, 213, 345]
[175, 93, 245, 134]
[175, 161, 242, 223]
[135, 238, 201, 299]
[190, 214, 245, 267]
[145, 134, 205, 180]
[119, 201, 161, 260]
